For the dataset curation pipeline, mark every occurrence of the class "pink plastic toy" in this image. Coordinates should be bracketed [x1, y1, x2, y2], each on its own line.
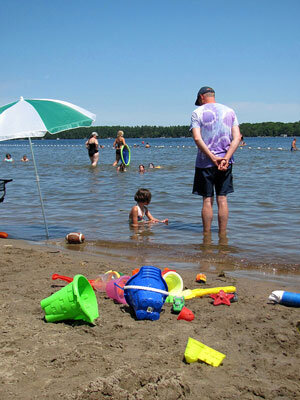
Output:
[105, 276, 130, 304]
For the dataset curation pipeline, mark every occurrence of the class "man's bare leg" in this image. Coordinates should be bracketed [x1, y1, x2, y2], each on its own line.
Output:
[216, 195, 228, 234]
[202, 196, 214, 233]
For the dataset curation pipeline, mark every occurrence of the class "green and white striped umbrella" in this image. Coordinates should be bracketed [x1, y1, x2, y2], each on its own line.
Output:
[0, 97, 96, 239]
[0, 97, 96, 141]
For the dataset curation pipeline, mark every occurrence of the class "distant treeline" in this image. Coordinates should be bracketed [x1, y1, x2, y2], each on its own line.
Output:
[44, 121, 300, 139]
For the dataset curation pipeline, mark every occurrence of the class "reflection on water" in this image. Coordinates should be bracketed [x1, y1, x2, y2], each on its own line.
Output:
[129, 223, 156, 242]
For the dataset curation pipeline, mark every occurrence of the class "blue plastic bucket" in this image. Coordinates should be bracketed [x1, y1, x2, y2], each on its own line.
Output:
[124, 266, 169, 320]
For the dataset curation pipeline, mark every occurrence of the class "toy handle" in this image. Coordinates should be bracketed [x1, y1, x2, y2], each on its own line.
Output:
[88, 279, 96, 289]
[52, 274, 73, 283]
[52, 273, 96, 290]
[114, 282, 124, 291]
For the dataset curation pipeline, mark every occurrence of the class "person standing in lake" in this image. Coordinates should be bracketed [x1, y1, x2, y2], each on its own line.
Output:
[190, 86, 241, 235]
[85, 132, 99, 167]
[113, 130, 126, 166]
[291, 138, 297, 151]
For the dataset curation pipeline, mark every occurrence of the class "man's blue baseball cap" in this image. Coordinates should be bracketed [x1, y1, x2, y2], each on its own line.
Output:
[195, 86, 215, 106]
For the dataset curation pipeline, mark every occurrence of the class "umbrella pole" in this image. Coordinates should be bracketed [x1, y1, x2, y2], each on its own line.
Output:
[28, 138, 49, 239]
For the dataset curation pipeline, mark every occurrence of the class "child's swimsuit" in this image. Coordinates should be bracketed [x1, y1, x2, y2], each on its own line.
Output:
[129, 204, 148, 223]
[137, 205, 147, 221]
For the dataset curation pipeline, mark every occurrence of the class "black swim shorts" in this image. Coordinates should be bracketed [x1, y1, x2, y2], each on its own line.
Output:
[192, 164, 234, 197]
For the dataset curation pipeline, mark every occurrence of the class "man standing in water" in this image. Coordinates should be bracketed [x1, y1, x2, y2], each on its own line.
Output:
[190, 86, 241, 235]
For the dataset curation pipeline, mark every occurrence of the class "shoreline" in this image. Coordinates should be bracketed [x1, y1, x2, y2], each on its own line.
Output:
[48, 237, 300, 281]
[4, 236, 300, 282]
[1, 238, 300, 399]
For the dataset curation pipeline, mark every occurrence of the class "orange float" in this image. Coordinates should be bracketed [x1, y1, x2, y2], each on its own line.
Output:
[0, 232, 8, 239]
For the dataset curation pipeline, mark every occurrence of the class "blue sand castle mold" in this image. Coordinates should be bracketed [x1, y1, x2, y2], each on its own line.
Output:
[124, 266, 169, 320]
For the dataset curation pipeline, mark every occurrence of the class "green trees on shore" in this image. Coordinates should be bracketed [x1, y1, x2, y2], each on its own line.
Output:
[45, 121, 300, 139]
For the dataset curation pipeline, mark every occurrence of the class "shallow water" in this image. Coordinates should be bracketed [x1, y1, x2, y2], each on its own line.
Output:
[0, 136, 299, 271]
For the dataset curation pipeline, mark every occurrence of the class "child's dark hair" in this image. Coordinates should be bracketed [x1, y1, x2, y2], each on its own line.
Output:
[134, 188, 152, 203]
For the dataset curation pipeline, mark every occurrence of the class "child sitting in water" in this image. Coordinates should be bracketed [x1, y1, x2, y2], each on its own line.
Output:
[129, 188, 168, 226]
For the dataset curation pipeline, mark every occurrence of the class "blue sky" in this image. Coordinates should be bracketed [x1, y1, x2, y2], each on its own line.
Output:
[1, 0, 300, 125]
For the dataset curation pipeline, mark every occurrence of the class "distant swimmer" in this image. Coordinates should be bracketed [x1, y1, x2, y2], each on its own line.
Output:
[145, 143, 151, 148]
[291, 138, 298, 151]
[139, 164, 145, 173]
[113, 130, 126, 166]
[148, 163, 162, 169]
[85, 132, 99, 167]
[21, 155, 29, 162]
[4, 153, 13, 162]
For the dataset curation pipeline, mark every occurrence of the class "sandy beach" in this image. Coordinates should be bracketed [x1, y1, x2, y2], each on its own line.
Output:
[1, 239, 299, 400]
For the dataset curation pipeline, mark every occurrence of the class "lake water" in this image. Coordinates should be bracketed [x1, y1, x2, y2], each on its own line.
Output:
[1, 136, 299, 273]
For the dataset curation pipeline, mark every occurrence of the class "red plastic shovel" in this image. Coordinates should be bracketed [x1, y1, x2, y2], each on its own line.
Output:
[52, 274, 96, 290]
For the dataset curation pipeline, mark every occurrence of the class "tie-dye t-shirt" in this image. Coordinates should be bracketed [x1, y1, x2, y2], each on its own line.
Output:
[190, 103, 239, 168]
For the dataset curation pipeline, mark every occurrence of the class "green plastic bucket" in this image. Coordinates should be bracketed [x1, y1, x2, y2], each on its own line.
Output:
[40, 274, 99, 324]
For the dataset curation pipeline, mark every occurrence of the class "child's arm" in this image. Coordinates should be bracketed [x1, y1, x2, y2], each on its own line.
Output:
[129, 206, 139, 226]
[145, 209, 168, 224]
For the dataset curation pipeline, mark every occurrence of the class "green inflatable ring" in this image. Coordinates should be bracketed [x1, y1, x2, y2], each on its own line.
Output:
[120, 144, 131, 166]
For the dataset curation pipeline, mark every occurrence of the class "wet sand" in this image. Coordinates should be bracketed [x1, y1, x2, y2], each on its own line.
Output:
[1, 239, 300, 400]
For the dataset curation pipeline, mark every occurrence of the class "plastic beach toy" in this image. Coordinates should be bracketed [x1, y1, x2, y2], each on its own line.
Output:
[161, 268, 176, 276]
[268, 290, 300, 307]
[210, 290, 235, 306]
[196, 273, 206, 283]
[163, 271, 183, 296]
[92, 271, 120, 292]
[172, 296, 185, 313]
[124, 266, 169, 320]
[41, 274, 99, 324]
[52, 273, 99, 290]
[183, 286, 236, 300]
[177, 306, 194, 321]
[120, 144, 131, 166]
[184, 337, 226, 367]
[105, 276, 130, 304]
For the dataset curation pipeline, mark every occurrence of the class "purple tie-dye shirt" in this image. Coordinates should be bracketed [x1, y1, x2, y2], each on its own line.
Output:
[190, 103, 239, 168]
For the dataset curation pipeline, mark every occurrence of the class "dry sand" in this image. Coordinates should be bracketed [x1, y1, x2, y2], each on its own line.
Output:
[0, 239, 299, 400]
